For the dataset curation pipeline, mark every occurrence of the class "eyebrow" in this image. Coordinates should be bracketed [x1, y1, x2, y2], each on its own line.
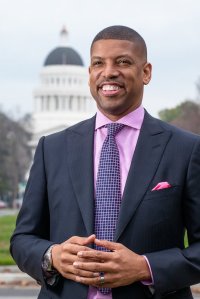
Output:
[91, 54, 134, 60]
[91, 56, 103, 60]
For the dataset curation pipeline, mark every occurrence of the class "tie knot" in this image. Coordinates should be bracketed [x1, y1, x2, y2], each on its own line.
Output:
[105, 123, 125, 136]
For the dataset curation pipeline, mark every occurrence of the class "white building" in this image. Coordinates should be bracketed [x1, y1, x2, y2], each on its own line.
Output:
[30, 27, 96, 150]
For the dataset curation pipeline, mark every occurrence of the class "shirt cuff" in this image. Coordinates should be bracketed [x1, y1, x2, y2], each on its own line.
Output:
[141, 255, 154, 285]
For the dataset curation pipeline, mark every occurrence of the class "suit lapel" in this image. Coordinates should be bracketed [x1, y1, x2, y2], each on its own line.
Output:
[115, 113, 172, 241]
[67, 117, 96, 236]
[66, 113, 172, 240]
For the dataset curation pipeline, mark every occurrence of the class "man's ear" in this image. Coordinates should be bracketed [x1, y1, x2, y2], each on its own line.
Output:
[143, 62, 152, 85]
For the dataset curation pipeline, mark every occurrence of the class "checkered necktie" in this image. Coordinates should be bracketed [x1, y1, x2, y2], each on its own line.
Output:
[94, 123, 125, 294]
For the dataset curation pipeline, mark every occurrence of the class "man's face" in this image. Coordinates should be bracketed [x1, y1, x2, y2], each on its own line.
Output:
[89, 39, 152, 120]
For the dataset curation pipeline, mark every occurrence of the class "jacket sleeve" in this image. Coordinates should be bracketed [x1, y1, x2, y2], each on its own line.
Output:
[10, 137, 55, 285]
[145, 138, 200, 295]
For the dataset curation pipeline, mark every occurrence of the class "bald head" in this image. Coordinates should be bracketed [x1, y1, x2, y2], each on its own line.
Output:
[91, 25, 147, 61]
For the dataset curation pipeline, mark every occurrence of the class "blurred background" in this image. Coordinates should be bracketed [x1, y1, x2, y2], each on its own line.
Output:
[0, 0, 200, 208]
[0, 0, 200, 297]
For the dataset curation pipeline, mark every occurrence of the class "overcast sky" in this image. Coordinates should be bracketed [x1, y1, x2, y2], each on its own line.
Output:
[0, 0, 200, 118]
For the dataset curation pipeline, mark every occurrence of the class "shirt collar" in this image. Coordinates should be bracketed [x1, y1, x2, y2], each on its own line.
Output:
[95, 105, 145, 130]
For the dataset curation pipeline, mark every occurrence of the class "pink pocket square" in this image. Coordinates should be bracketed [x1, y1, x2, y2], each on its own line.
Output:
[152, 182, 171, 191]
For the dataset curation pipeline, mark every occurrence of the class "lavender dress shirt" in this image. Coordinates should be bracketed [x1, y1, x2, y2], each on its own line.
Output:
[88, 106, 148, 299]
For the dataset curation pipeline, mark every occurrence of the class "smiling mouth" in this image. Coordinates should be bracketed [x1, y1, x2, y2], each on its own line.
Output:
[99, 83, 123, 96]
[102, 85, 121, 91]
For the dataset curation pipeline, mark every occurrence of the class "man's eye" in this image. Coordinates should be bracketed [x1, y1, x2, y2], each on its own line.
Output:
[92, 61, 102, 66]
[118, 59, 131, 65]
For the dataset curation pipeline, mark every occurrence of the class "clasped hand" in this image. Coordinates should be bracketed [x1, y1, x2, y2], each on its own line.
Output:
[51, 235, 150, 288]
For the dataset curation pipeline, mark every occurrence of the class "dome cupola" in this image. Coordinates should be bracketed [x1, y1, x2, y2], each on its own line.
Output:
[44, 27, 84, 66]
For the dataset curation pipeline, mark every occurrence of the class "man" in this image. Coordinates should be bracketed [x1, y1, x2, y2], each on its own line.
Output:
[10, 25, 200, 299]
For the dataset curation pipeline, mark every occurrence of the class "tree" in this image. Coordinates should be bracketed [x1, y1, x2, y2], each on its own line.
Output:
[0, 112, 31, 204]
[159, 100, 200, 135]
[158, 106, 182, 123]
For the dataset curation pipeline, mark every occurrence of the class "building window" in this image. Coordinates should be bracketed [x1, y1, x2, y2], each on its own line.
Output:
[69, 96, 73, 110]
[77, 96, 81, 110]
[55, 96, 59, 110]
[46, 96, 50, 111]
[62, 97, 66, 109]
[41, 96, 44, 111]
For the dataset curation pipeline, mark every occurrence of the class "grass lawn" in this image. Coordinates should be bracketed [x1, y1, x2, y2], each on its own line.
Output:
[0, 214, 17, 265]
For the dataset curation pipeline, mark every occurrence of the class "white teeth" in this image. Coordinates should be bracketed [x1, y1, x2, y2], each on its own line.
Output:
[102, 85, 120, 91]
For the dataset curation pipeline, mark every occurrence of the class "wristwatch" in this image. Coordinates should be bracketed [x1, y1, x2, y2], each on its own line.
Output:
[42, 245, 57, 272]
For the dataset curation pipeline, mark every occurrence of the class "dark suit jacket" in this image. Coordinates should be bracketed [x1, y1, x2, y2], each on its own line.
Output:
[10, 112, 200, 299]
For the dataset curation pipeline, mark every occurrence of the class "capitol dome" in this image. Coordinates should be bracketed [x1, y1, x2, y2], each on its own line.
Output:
[31, 26, 96, 149]
[44, 27, 84, 67]
[44, 46, 84, 66]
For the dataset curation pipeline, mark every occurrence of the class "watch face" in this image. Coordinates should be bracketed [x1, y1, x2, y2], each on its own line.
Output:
[42, 256, 52, 271]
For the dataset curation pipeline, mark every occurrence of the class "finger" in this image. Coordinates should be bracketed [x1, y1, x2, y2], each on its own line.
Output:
[61, 263, 99, 278]
[73, 261, 110, 273]
[94, 239, 122, 251]
[75, 275, 113, 288]
[59, 247, 96, 267]
[60, 253, 76, 265]
[77, 255, 101, 263]
[76, 275, 102, 286]
[62, 243, 93, 255]
[77, 249, 112, 261]
[73, 267, 99, 278]
[67, 235, 96, 246]
[76, 273, 122, 289]
[52, 244, 79, 271]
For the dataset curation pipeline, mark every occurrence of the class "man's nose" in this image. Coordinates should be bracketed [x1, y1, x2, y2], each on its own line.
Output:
[102, 64, 119, 78]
